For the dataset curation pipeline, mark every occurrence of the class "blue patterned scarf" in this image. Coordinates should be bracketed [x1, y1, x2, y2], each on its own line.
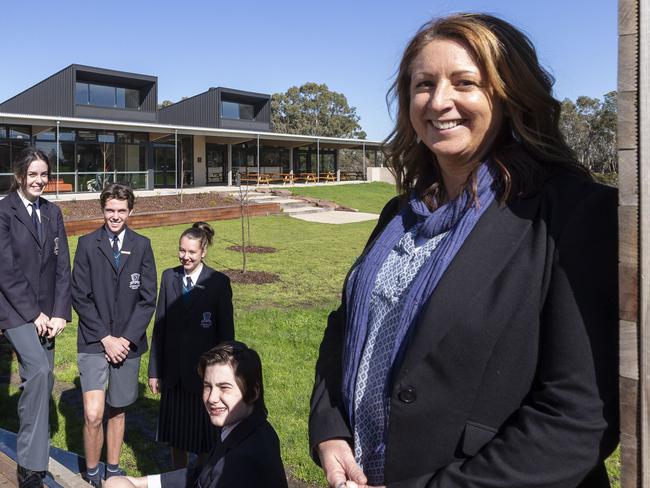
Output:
[341, 162, 497, 422]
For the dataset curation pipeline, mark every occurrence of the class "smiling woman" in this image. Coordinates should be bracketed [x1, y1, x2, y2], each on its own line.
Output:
[408, 38, 503, 196]
[309, 13, 619, 488]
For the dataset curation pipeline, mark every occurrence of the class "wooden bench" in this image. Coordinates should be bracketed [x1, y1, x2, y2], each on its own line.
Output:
[279, 173, 296, 185]
[300, 172, 318, 183]
[44, 179, 73, 192]
[240, 173, 272, 186]
[319, 172, 336, 183]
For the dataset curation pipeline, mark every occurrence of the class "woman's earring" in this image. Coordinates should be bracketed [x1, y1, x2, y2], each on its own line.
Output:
[416, 135, 422, 144]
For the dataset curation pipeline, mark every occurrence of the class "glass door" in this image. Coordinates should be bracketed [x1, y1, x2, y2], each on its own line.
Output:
[206, 144, 227, 185]
[154, 145, 176, 188]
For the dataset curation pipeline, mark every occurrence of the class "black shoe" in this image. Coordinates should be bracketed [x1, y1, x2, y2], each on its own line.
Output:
[17, 465, 45, 488]
[82, 473, 102, 488]
[104, 467, 126, 480]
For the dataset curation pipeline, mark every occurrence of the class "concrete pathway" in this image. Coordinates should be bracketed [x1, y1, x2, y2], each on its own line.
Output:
[291, 210, 379, 224]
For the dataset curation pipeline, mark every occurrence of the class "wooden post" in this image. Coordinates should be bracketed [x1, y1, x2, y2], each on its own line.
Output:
[619, 0, 641, 485]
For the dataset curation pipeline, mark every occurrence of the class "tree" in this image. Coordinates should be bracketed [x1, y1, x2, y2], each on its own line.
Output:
[158, 100, 174, 109]
[271, 83, 367, 139]
[559, 91, 617, 174]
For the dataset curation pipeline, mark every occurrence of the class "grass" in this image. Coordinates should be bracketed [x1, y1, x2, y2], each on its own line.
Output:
[0, 181, 620, 486]
[288, 181, 397, 213]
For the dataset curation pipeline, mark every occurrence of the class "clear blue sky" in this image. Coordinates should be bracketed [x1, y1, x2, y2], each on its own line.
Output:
[0, 0, 616, 141]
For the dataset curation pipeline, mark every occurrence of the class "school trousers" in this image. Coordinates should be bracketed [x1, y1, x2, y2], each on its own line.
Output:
[4, 323, 54, 471]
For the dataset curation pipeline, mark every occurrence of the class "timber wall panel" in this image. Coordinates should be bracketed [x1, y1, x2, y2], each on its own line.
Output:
[618, 0, 639, 485]
[618, 91, 638, 150]
[619, 34, 638, 92]
[619, 150, 639, 205]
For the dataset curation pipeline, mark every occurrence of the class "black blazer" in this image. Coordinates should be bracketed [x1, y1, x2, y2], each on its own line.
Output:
[0, 191, 71, 328]
[148, 265, 234, 394]
[160, 408, 288, 488]
[72, 226, 157, 357]
[309, 174, 619, 487]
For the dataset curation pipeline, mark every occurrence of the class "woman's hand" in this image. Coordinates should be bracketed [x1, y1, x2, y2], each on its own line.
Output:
[46, 317, 66, 338]
[33, 313, 50, 336]
[317, 439, 368, 488]
[148, 377, 160, 395]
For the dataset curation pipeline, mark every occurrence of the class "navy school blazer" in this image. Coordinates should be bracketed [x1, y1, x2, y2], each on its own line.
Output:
[72, 225, 157, 357]
[160, 408, 288, 488]
[309, 173, 619, 487]
[0, 191, 71, 328]
[148, 265, 234, 394]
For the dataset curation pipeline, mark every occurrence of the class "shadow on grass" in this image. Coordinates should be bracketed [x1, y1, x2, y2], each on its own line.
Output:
[58, 378, 171, 475]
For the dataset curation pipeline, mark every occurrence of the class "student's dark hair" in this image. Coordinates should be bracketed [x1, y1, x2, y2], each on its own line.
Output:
[10, 147, 51, 193]
[198, 341, 267, 414]
[100, 183, 135, 210]
[180, 221, 214, 250]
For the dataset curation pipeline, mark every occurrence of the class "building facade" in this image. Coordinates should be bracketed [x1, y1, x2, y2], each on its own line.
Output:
[0, 64, 379, 194]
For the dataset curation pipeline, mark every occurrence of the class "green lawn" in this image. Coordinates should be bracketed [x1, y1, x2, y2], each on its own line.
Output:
[0, 181, 620, 486]
[288, 181, 397, 213]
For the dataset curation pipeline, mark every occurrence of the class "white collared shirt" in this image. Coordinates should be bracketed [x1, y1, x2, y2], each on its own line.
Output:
[17, 190, 41, 221]
[184, 262, 204, 287]
[105, 226, 126, 251]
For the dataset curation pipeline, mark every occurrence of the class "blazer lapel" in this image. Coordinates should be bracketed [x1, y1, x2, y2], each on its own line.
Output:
[117, 228, 134, 276]
[10, 192, 40, 245]
[171, 268, 184, 303]
[38, 198, 51, 246]
[398, 198, 538, 375]
[221, 409, 266, 452]
[96, 227, 118, 272]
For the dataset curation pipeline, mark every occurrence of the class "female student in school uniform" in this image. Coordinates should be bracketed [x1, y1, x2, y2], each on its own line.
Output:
[0, 147, 71, 488]
[148, 222, 235, 468]
[108, 341, 288, 488]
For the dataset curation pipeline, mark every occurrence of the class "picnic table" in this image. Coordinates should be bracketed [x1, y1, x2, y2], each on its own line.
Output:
[300, 172, 318, 183]
[239, 172, 271, 185]
[319, 171, 336, 182]
[44, 179, 73, 192]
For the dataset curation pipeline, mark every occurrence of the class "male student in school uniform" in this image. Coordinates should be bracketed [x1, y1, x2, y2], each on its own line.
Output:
[72, 183, 157, 487]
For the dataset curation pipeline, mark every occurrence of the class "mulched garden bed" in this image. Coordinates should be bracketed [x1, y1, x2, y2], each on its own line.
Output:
[221, 270, 280, 284]
[58, 192, 236, 221]
[226, 245, 278, 254]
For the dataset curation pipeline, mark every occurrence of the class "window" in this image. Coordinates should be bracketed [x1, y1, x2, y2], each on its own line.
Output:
[76, 82, 140, 109]
[35, 131, 56, 141]
[75, 82, 89, 105]
[9, 126, 30, 140]
[221, 101, 255, 120]
[89, 84, 115, 107]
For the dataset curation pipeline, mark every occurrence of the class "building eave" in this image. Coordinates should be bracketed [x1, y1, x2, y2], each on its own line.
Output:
[0, 112, 382, 149]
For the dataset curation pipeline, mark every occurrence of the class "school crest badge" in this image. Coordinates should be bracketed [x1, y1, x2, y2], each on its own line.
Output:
[53, 237, 59, 256]
[129, 273, 141, 289]
[200, 312, 213, 328]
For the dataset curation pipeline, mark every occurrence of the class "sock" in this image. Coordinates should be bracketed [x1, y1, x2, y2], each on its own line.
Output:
[86, 466, 100, 480]
[106, 464, 120, 473]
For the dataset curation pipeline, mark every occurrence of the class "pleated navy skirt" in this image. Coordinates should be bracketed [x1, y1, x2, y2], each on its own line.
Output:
[157, 383, 220, 454]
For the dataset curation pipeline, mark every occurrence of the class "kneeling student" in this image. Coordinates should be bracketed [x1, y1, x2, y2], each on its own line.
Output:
[72, 184, 157, 486]
[106, 341, 288, 488]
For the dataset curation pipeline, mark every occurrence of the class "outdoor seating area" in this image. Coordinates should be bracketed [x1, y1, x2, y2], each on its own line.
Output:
[237, 170, 352, 186]
[43, 179, 73, 193]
